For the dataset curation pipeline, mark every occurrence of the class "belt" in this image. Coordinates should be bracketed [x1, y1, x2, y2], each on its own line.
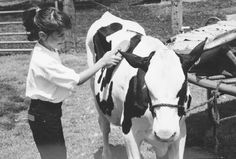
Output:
[30, 99, 62, 107]
[28, 99, 63, 121]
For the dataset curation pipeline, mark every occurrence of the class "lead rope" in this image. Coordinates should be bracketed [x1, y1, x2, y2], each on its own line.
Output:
[186, 80, 222, 115]
[186, 96, 216, 114]
[187, 80, 222, 156]
[208, 81, 222, 155]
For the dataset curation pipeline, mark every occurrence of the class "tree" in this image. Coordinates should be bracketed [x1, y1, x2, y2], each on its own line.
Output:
[171, 0, 183, 35]
[63, 0, 76, 53]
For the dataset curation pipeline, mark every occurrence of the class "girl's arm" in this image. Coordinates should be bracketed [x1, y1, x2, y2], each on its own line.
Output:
[77, 50, 122, 85]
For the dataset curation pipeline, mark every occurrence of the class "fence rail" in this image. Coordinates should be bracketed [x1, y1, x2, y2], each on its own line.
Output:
[0, 10, 24, 14]
[0, 41, 35, 44]
[0, 2, 62, 55]
[0, 21, 23, 25]
[0, 49, 32, 52]
[0, 32, 29, 36]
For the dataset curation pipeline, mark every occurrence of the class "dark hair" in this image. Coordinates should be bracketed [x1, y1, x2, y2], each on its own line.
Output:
[22, 7, 72, 41]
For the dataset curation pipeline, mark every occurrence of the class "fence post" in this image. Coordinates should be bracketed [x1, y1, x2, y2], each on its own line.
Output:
[63, 0, 76, 53]
[55, 0, 59, 10]
[171, 0, 183, 35]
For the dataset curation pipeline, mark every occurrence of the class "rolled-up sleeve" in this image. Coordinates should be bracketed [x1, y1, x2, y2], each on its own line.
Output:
[35, 59, 80, 90]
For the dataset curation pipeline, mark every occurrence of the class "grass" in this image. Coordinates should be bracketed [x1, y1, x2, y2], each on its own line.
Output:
[0, 55, 29, 117]
[1, 0, 236, 158]
[0, 53, 91, 159]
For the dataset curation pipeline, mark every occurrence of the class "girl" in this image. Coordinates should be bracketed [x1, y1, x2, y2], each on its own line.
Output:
[23, 7, 121, 159]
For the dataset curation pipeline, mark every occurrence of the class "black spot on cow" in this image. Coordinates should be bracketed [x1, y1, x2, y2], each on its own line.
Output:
[122, 69, 149, 134]
[93, 23, 123, 61]
[187, 95, 192, 109]
[99, 34, 143, 91]
[120, 50, 155, 72]
[93, 22, 122, 91]
[177, 80, 187, 106]
[125, 34, 142, 54]
[176, 79, 188, 116]
[94, 25, 143, 91]
[98, 68, 105, 84]
[96, 82, 114, 116]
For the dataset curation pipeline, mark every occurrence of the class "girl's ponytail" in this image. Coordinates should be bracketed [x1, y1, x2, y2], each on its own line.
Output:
[22, 7, 40, 41]
[22, 7, 72, 41]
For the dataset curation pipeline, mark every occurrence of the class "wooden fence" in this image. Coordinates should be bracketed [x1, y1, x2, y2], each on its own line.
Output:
[0, 9, 34, 55]
[0, 0, 63, 55]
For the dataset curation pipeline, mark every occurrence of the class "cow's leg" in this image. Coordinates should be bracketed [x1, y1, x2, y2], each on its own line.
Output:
[166, 136, 186, 159]
[90, 77, 113, 159]
[154, 120, 186, 159]
[154, 148, 168, 159]
[123, 131, 142, 159]
[90, 80, 112, 159]
[98, 113, 112, 159]
[176, 132, 186, 159]
[167, 121, 187, 159]
[155, 153, 168, 159]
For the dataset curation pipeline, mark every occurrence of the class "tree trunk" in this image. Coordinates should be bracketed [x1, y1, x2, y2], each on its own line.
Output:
[63, 0, 76, 53]
[171, 0, 182, 35]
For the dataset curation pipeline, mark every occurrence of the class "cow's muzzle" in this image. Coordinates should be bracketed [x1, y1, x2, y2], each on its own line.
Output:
[154, 131, 176, 143]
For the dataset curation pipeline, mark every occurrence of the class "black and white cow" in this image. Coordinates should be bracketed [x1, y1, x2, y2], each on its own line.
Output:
[86, 12, 206, 159]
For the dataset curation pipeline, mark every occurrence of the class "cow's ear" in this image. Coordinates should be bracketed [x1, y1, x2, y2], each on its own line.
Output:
[178, 38, 207, 72]
[120, 51, 155, 72]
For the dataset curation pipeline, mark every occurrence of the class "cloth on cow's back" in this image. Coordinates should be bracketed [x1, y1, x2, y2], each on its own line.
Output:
[167, 20, 236, 76]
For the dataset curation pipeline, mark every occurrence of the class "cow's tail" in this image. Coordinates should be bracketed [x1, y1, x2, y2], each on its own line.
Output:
[86, 27, 97, 94]
[86, 33, 96, 68]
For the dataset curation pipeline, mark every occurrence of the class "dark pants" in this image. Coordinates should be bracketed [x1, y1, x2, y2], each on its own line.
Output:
[28, 99, 67, 159]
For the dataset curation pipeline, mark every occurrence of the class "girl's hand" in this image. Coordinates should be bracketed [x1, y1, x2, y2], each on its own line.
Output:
[77, 41, 129, 85]
[100, 50, 122, 68]
[100, 40, 130, 68]
[78, 50, 122, 85]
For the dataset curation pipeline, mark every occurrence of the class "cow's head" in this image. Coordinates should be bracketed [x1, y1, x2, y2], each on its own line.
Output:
[120, 39, 206, 142]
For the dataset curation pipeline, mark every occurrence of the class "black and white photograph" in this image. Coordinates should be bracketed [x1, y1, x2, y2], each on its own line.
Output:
[0, 0, 236, 159]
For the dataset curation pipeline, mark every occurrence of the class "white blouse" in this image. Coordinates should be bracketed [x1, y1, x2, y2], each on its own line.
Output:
[25, 43, 80, 103]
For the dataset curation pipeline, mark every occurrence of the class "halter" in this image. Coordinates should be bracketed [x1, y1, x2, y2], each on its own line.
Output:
[149, 103, 186, 117]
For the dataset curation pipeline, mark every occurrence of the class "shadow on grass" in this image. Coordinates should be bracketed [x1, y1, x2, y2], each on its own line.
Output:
[130, 0, 161, 6]
[0, 83, 28, 130]
[186, 99, 236, 158]
[94, 144, 128, 159]
[74, 1, 101, 10]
